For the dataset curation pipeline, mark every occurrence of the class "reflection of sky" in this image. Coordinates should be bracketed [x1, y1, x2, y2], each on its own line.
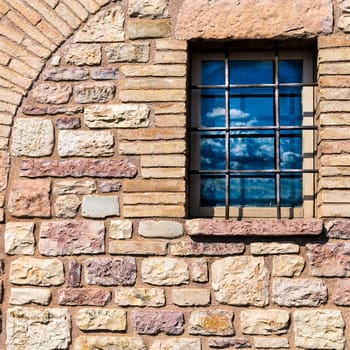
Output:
[199, 59, 303, 207]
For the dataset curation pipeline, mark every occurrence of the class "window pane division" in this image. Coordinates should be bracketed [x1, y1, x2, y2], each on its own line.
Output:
[190, 48, 317, 219]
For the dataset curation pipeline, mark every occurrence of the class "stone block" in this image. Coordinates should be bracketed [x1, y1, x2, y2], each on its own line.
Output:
[132, 310, 184, 335]
[294, 310, 345, 350]
[272, 255, 305, 277]
[8, 179, 51, 218]
[82, 195, 119, 218]
[85, 103, 150, 128]
[54, 195, 81, 218]
[189, 310, 234, 336]
[141, 168, 185, 179]
[110, 240, 167, 255]
[254, 337, 289, 349]
[55, 117, 81, 129]
[52, 179, 96, 195]
[154, 50, 187, 64]
[10, 288, 51, 305]
[68, 260, 81, 288]
[91, 67, 118, 80]
[334, 280, 350, 306]
[5, 222, 35, 255]
[128, 0, 169, 17]
[47, 105, 84, 115]
[84, 257, 136, 286]
[44, 68, 89, 81]
[128, 19, 171, 39]
[58, 130, 114, 157]
[142, 258, 189, 285]
[39, 220, 105, 256]
[123, 204, 185, 218]
[141, 154, 186, 167]
[191, 259, 208, 283]
[98, 180, 121, 193]
[139, 220, 183, 238]
[150, 339, 201, 350]
[106, 43, 150, 63]
[207, 338, 251, 349]
[172, 288, 210, 306]
[123, 179, 185, 192]
[7, 307, 71, 350]
[0, 151, 9, 191]
[10, 257, 64, 286]
[272, 278, 328, 306]
[74, 82, 115, 103]
[75, 337, 146, 350]
[110, 219, 133, 239]
[124, 192, 185, 205]
[32, 83, 72, 104]
[75, 5, 125, 42]
[240, 310, 290, 335]
[120, 89, 186, 102]
[212, 256, 269, 307]
[122, 77, 186, 89]
[339, 0, 350, 12]
[64, 44, 101, 65]
[326, 219, 350, 239]
[250, 242, 299, 255]
[11, 118, 54, 157]
[121, 64, 186, 77]
[76, 309, 126, 331]
[156, 39, 187, 50]
[120, 140, 185, 155]
[115, 287, 165, 307]
[58, 288, 110, 306]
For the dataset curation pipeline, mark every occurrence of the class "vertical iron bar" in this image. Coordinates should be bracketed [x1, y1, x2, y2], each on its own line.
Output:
[225, 49, 230, 219]
[274, 46, 281, 219]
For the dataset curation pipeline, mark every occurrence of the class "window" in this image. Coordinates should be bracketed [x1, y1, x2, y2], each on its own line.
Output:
[189, 46, 317, 219]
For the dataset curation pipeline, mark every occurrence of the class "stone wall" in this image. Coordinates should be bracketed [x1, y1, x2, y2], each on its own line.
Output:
[2, 0, 350, 349]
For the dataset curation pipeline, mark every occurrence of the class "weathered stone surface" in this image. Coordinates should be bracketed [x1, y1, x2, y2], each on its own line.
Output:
[53, 179, 96, 195]
[44, 68, 89, 81]
[171, 240, 245, 256]
[186, 219, 323, 236]
[272, 255, 305, 277]
[76, 308, 126, 331]
[120, 89, 185, 102]
[74, 82, 115, 103]
[55, 117, 81, 129]
[39, 220, 105, 256]
[115, 287, 166, 307]
[8, 179, 51, 218]
[64, 44, 101, 65]
[250, 242, 299, 255]
[120, 140, 185, 155]
[10, 257, 64, 286]
[254, 337, 289, 349]
[109, 240, 167, 255]
[85, 257, 136, 286]
[189, 310, 234, 336]
[54, 194, 81, 218]
[5, 222, 35, 255]
[123, 77, 186, 90]
[10, 288, 51, 305]
[75, 5, 125, 42]
[98, 180, 121, 193]
[128, 0, 169, 18]
[150, 338, 201, 350]
[85, 104, 150, 128]
[124, 192, 185, 204]
[334, 280, 350, 306]
[121, 64, 186, 77]
[11, 118, 54, 157]
[0, 151, 9, 191]
[22, 105, 47, 115]
[75, 336, 146, 350]
[58, 130, 114, 157]
[68, 260, 81, 288]
[106, 43, 150, 63]
[129, 20, 171, 39]
[133, 310, 184, 335]
[119, 128, 185, 141]
[294, 310, 345, 350]
[142, 258, 189, 285]
[339, 0, 350, 12]
[191, 259, 208, 283]
[91, 67, 118, 80]
[21, 159, 137, 178]
[241, 310, 290, 335]
[82, 195, 119, 218]
[172, 288, 210, 306]
[48, 105, 84, 115]
[176, 0, 333, 39]
[139, 220, 183, 238]
[272, 278, 328, 307]
[110, 219, 133, 239]
[212, 256, 269, 307]
[58, 288, 111, 306]
[207, 338, 251, 349]
[32, 83, 72, 104]
[326, 219, 350, 239]
[7, 307, 71, 350]
[307, 243, 350, 277]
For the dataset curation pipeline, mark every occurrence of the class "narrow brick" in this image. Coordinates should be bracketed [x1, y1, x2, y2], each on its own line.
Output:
[128, 19, 171, 39]
[172, 289, 210, 306]
[124, 205, 185, 218]
[121, 64, 186, 77]
[141, 155, 186, 167]
[141, 168, 185, 178]
[61, 0, 89, 21]
[154, 50, 187, 64]
[76, 0, 100, 13]
[122, 77, 186, 90]
[124, 192, 185, 205]
[120, 89, 186, 102]
[156, 39, 187, 50]
[109, 241, 168, 255]
[155, 113, 186, 127]
[58, 288, 110, 306]
[119, 140, 185, 155]
[123, 179, 185, 192]
[56, 3, 81, 29]
[119, 128, 185, 140]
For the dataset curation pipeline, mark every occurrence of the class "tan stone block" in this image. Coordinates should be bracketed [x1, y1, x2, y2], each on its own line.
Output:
[320, 88, 350, 100]
[121, 64, 186, 77]
[154, 102, 186, 114]
[124, 192, 185, 205]
[9, 59, 38, 79]
[109, 240, 168, 255]
[10, 288, 51, 305]
[123, 179, 185, 192]
[319, 177, 350, 189]
[250, 242, 299, 255]
[0, 125, 10, 137]
[115, 287, 165, 307]
[120, 89, 186, 102]
[123, 205, 185, 217]
[320, 166, 350, 176]
[0, 151, 9, 191]
[109, 219, 133, 239]
[155, 114, 186, 127]
[76, 309, 126, 331]
[75, 336, 146, 350]
[0, 88, 22, 105]
[154, 51, 187, 64]
[118, 128, 185, 140]
[318, 204, 350, 217]
[172, 289, 210, 306]
[128, 0, 169, 18]
[319, 48, 350, 63]
[319, 190, 350, 203]
[119, 140, 185, 155]
[55, 2, 80, 28]
[320, 101, 350, 113]
[106, 43, 150, 63]
[122, 77, 186, 90]
[319, 113, 350, 126]
[64, 44, 101, 65]
[320, 127, 350, 139]
[156, 39, 187, 50]
[128, 19, 170, 39]
[339, 15, 350, 33]
[61, 0, 88, 21]
[318, 34, 350, 48]
[273, 255, 305, 277]
[5, 222, 35, 255]
[141, 167, 185, 178]
[321, 155, 350, 166]
[54, 195, 81, 218]
[319, 62, 350, 75]
[141, 155, 186, 167]
[52, 179, 96, 195]
[254, 337, 289, 349]
[320, 76, 350, 87]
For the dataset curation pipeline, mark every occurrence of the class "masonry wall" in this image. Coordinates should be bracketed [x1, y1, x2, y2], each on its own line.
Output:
[1, 0, 350, 349]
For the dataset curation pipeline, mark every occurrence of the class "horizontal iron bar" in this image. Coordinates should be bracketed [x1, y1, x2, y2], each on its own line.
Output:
[191, 82, 317, 89]
[189, 125, 317, 131]
[191, 169, 318, 174]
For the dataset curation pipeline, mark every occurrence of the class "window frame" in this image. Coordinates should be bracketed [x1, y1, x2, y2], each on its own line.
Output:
[189, 47, 317, 219]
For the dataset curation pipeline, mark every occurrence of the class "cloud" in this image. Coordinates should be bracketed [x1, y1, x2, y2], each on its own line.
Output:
[206, 107, 250, 119]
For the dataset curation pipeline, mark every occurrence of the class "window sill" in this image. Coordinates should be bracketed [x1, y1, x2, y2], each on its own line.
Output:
[186, 218, 323, 236]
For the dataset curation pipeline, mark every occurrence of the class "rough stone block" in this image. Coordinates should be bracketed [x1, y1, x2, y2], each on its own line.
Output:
[254, 337, 289, 349]
[32, 83, 72, 104]
[84, 257, 136, 286]
[272, 255, 305, 277]
[52, 179, 96, 195]
[74, 82, 115, 103]
[115, 287, 165, 307]
[121, 64, 186, 77]
[10, 257, 64, 286]
[326, 219, 350, 239]
[124, 192, 185, 205]
[68, 260, 81, 288]
[142, 258, 189, 285]
[82, 195, 119, 218]
[241, 310, 290, 335]
[109, 240, 167, 255]
[75, 336, 146, 350]
[123, 179, 185, 192]
[39, 220, 105, 256]
[5, 222, 35, 255]
[172, 288, 210, 306]
[54, 194, 81, 218]
[132, 310, 184, 335]
[120, 89, 185, 102]
[191, 259, 208, 283]
[123, 204, 185, 218]
[76, 308, 126, 331]
[8, 179, 51, 218]
[11, 118, 54, 157]
[128, 0, 169, 17]
[139, 220, 183, 238]
[58, 288, 111, 306]
[212, 256, 269, 307]
[55, 117, 81, 129]
[106, 43, 150, 63]
[250, 242, 299, 255]
[91, 67, 118, 80]
[128, 19, 171, 38]
[0, 151, 9, 191]
[10, 288, 51, 305]
[110, 219, 133, 239]
[207, 338, 251, 349]
[44, 68, 89, 81]
[189, 310, 234, 336]
[98, 180, 121, 193]
[7, 307, 71, 350]
[64, 44, 101, 65]
[150, 338, 201, 350]
[120, 140, 185, 155]
[58, 130, 114, 157]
